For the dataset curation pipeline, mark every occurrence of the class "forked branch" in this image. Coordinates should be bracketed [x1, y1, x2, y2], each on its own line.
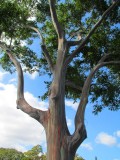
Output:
[65, 0, 119, 67]
[0, 42, 47, 125]
[72, 56, 120, 148]
[75, 60, 120, 124]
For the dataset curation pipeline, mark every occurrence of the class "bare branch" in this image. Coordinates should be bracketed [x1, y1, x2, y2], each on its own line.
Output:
[0, 42, 47, 125]
[98, 53, 112, 63]
[75, 60, 120, 126]
[70, 59, 120, 148]
[64, 0, 119, 67]
[66, 80, 82, 91]
[27, 26, 45, 44]
[41, 45, 54, 72]
[48, 0, 64, 38]
[68, 122, 87, 151]
[17, 98, 46, 124]
[0, 42, 24, 99]
[27, 26, 54, 72]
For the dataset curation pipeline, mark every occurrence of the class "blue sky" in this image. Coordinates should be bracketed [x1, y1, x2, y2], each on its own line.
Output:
[0, 66, 120, 160]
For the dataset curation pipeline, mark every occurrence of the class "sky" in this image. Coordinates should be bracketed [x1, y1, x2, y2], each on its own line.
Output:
[0, 67, 120, 160]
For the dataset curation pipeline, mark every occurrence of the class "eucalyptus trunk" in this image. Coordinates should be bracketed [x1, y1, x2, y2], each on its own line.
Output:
[43, 67, 86, 160]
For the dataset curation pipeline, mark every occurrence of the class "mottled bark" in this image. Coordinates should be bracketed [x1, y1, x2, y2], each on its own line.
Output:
[44, 74, 86, 160]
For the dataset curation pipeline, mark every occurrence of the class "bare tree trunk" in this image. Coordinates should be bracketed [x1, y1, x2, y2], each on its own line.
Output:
[45, 69, 70, 160]
[44, 68, 86, 160]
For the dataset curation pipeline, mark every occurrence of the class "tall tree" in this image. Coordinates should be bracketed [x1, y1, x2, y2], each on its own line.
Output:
[0, 0, 120, 160]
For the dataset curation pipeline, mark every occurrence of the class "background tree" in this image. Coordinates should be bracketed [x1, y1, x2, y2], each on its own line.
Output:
[0, 145, 46, 160]
[24, 145, 43, 160]
[0, 148, 24, 160]
[74, 154, 85, 160]
[0, 146, 83, 160]
[0, 0, 120, 160]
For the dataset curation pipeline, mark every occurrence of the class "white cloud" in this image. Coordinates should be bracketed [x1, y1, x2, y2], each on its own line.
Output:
[22, 66, 39, 80]
[115, 131, 120, 137]
[65, 100, 79, 110]
[95, 132, 117, 146]
[9, 78, 17, 83]
[0, 81, 47, 152]
[0, 70, 8, 81]
[67, 118, 72, 127]
[29, 71, 39, 80]
[25, 71, 39, 80]
[24, 91, 48, 111]
[81, 143, 93, 150]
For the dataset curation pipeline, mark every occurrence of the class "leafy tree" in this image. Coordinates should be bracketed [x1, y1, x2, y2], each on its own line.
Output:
[0, 148, 24, 160]
[74, 154, 85, 160]
[0, 146, 83, 160]
[0, 146, 46, 160]
[24, 145, 43, 160]
[0, 0, 120, 160]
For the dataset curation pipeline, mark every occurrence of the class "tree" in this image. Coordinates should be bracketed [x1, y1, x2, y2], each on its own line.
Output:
[74, 154, 85, 160]
[0, 145, 46, 160]
[24, 145, 43, 160]
[0, 0, 120, 160]
[0, 148, 24, 160]
[0, 146, 83, 160]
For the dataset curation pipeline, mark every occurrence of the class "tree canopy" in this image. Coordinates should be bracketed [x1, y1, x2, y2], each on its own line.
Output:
[0, 0, 119, 114]
[0, 145, 46, 160]
[0, 148, 24, 160]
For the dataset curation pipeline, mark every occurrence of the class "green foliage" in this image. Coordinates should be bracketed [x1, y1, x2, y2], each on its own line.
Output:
[24, 145, 43, 159]
[0, 146, 84, 160]
[74, 154, 85, 160]
[0, 148, 24, 160]
[0, 0, 120, 113]
[0, 145, 46, 160]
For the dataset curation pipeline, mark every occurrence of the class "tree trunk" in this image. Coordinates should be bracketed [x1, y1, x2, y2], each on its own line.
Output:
[45, 101, 76, 160]
[43, 68, 86, 160]
[44, 101, 86, 160]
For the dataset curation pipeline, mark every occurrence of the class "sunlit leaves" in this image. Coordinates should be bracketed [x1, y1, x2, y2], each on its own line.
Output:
[91, 69, 120, 114]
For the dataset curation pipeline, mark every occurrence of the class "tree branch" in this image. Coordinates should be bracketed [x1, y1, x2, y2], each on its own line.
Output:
[48, 0, 64, 38]
[64, 0, 119, 67]
[98, 53, 112, 63]
[71, 59, 120, 148]
[67, 40, 82, 47]
[27, 26, 45, 44]
[75, 60, 120, 125]
[68, 122, 87, 151]
[0, 42, 47, 125]
[66, 80, 82, 91]
[0, 42, 24, 99]
[27, 26, 54, 72]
